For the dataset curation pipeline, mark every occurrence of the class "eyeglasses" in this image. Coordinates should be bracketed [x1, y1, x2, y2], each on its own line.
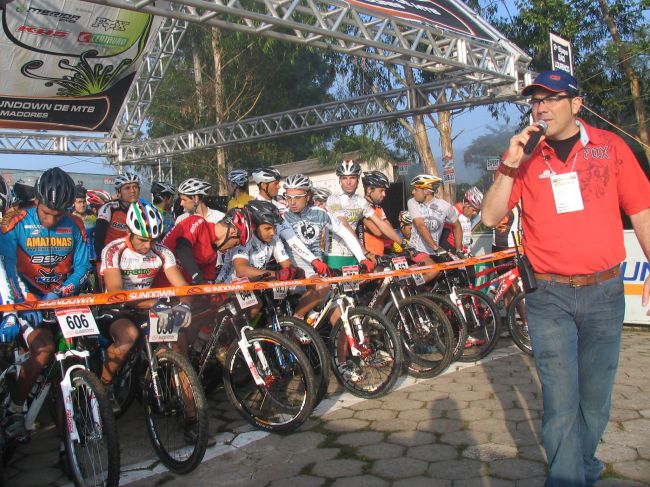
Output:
[285, 194, 307, 201]
[528, 93, 573, 108]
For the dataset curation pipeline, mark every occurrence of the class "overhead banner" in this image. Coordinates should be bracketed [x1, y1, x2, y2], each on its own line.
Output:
[0, 0, 164, 131]
[346, 0, 495, 42]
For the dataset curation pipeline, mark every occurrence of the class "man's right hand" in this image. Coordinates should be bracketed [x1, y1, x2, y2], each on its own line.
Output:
[0, 317, 20, 343]
[311, 259, 331, 276]
[20, 310, 42, 328]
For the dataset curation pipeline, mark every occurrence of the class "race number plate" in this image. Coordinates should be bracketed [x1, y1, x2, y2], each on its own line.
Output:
[273, 286, 288, 300]
[55, 307, 100, 338]
[233, 278, 259, 309]
[342, 265, 360, 292]
[392, 257, 425, 286]
[148, 310, 179, 343]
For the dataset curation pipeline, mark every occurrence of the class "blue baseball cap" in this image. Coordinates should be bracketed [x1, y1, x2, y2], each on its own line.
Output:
[522, 70, 579, 96]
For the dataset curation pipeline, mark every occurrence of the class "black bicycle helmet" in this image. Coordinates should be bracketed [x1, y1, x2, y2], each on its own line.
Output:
[151, 181, 176, 196]
[13, 178, 36, 204]
[362, 170, 390, 189]
[0, 175, 11, 213]
[74, 184, 87, 199]
[335, 159, 362, 177]
[35, 168, 75, 210]
[245, 200, 282, 226]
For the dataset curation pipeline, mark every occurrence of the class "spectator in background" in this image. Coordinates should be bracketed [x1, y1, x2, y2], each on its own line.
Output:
[226, 170, 253, 210]
[151, 181, 176, 236]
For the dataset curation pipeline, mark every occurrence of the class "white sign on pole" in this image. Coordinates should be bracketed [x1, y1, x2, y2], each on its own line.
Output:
[550, 33, 574, 75]
[397, 161, 409, 175]
[486, 157, 500, 171]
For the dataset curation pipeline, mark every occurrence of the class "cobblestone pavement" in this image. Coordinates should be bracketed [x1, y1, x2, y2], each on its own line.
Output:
[7, 332, 650, 487]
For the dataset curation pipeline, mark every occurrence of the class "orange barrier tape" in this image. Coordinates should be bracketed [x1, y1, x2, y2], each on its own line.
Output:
[0, 249, 518, 313]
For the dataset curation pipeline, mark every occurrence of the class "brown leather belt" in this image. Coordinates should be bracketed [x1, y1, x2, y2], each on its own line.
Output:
[534, 265, 620, 287]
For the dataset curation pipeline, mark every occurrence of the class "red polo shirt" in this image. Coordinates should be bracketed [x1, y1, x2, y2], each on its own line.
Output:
[508, 119, 650, 275]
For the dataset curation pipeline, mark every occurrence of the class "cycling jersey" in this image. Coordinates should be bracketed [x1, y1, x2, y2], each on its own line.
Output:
[100, 237, 176, 290]
[407, 197, 458, 255]
[326, 193, 374, 257]
[95, 200, 129, 259]
[216, 234, 289, 283]
[444, 203, 478, 250]
[362, 206, 389, 256]
[158, 215, 219, 284]
[283, 205, 366, 275]
[227, 193, 254, 210]
[155, 204, 175, 236]
[0, 207, 91, 299]
[175, 207, 225, 225]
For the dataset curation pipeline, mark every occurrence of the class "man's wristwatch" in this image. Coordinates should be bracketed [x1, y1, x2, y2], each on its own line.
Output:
[497, 162, 519, 178]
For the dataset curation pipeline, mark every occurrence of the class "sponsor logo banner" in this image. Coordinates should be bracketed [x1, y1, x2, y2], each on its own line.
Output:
[0, 0, 164, 131]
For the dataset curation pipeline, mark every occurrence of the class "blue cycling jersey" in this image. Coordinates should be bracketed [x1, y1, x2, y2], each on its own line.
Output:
[0, 207, 91, 299]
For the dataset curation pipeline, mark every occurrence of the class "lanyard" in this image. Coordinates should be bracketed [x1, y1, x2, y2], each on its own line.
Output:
[541, 148, 578, 175]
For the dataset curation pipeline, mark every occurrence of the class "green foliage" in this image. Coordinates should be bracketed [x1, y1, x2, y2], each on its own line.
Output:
[146, 25, 340, 186]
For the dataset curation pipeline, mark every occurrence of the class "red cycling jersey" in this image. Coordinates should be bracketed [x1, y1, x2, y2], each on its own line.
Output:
[155, 215, 219, 285]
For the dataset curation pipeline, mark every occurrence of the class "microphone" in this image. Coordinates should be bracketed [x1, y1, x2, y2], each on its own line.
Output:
[523, 120, 548, 155]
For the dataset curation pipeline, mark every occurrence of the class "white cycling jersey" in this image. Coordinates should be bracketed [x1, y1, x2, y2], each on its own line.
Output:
[326, 193, 374, 257]
[407, 197, 458, 255]
[216, 234, 289, 283]
[255, 194, 288, 215]
[100, 237, 176, 290]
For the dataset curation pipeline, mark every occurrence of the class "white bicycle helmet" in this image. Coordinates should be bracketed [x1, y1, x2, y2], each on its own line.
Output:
[177, 178, 212, 196]
[283, 173, 312, 191]
[335, 159, 362, 177]
[251, 168, 281, 184]
[114, 172, 141, 190]
[464, 186, 484, 210]
[311, 187, 331, 202]
[227, 169, 249, 188]
[399, 210, 412, 225]
[126, 201, 164, 239]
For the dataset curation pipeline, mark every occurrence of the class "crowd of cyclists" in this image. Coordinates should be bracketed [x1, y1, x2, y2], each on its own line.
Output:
[0, 159, 523, 486]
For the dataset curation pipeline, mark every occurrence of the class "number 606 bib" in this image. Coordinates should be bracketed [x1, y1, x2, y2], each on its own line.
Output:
[55, 307, 100, 338]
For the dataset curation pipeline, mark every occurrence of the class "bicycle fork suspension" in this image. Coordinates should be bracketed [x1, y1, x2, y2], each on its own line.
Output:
[237, 326, 269, 387]
[337, 298, 364, 357]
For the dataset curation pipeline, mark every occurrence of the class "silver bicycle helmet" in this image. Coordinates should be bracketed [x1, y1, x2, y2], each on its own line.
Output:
[464, 186, 484, 210]
[227, 169, 249, 188]
[335, 159, 362, 177]
[114, 172, 141, 190]
[362, 170, 389, 189]
[311, 187, 331, 202]
[283, 173, 312, 191]
[177, 178, 212, 196]
[151, 181, 176, 196]
[0, 175, 12, 213]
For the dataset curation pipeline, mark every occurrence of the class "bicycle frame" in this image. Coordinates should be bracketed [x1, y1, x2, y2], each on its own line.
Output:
[472, 262, 521, 308]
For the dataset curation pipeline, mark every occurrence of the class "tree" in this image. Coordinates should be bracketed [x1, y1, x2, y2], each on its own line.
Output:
[146, 25, 338, 192]
[484, 0, 649, 165]
[463, 126, 516, 190]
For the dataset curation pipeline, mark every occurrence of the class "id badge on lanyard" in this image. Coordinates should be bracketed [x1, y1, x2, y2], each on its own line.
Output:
[546, 152, 584, 214]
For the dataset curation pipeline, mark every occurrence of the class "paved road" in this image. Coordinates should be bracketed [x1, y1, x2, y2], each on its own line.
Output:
[7, 332, 650, 486]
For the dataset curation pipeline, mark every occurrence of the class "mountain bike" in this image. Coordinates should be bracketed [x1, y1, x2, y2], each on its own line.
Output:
[0, 312, 119, 487]
[92, 305, 209, 474]
[191, 295, 317, 433]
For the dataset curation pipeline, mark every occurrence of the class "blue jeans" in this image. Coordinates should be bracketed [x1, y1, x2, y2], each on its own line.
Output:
[525, 276, 624, 487]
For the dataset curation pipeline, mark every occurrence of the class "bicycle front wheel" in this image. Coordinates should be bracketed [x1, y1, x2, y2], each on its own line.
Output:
[61, 369, 120, 487]
[388, 296, 454, 378]
[507, 292, 532, 355]
[330, 307, 403, 398]
[142, 350, 209, 474]
[456, 288, 501, 362]
[223, 329, 317, 433]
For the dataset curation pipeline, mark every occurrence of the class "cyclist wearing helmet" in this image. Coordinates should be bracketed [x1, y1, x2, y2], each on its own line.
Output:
[0, 168, 90, 440]
[251, 167, 287, 213]
[283, 174, 372, 316]
[441, 186, 483, 253]
[95, 171, 142, 262]
[226, 169, 253, 210]
[327, 161, 404, 268]
[408, 174, 462, 256]
[158, 208, 252, 287]
[217, 200, 301, 285]
[176, 178, 225, 224]
[360, 170, 399, 257]
[12, 177, 36, 211]
[311, 187, 331, 209]
[86, 189, 112, 211]
[151, 181, 176, 235]
[100, 202, 192, 392]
